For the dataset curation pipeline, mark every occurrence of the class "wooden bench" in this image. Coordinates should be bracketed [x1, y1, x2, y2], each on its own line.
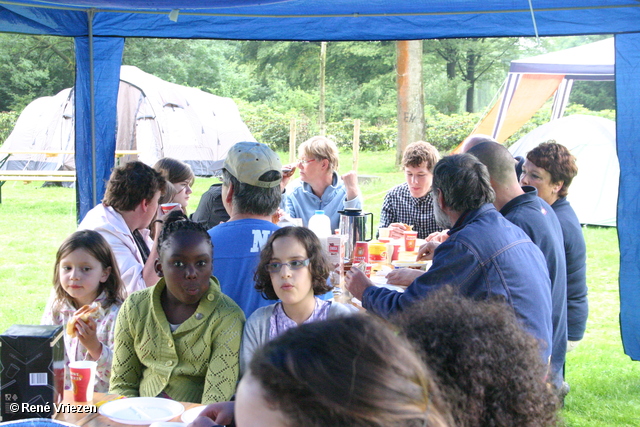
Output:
[0, 150, 139, 202]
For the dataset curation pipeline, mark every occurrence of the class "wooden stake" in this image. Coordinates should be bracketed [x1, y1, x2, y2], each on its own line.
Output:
[352, 119, 361, 172]
[289, 117, 297, 164]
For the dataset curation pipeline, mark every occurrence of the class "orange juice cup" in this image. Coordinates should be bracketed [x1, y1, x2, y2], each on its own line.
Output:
[404, 230, 418, 252]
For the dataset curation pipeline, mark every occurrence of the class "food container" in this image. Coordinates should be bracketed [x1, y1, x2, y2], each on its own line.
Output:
[391, 260, 429, 271]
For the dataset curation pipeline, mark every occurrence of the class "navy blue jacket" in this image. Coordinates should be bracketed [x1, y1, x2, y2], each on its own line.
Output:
[553, 197, 588, 341]
[364, 203, 553, 363]
[500, 186, 567, 385]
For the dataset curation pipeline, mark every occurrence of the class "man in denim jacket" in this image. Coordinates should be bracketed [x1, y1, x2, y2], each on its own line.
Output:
[347, 154, 553, 364]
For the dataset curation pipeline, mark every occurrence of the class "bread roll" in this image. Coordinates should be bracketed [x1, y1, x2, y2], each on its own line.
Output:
[66, 303, 100, 337]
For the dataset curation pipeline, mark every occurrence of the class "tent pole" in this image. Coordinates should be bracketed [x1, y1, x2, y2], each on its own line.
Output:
[88, 9, 97, 207]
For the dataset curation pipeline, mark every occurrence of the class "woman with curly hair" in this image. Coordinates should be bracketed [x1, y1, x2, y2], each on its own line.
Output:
[520, 141, 588, 353]
[393, 286, 560, 427]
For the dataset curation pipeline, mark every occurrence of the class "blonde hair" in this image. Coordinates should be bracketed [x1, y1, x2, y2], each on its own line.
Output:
[298, 136, 340, 173]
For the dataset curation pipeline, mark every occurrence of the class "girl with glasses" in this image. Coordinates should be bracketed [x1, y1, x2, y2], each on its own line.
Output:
[242, 226, 357, 374]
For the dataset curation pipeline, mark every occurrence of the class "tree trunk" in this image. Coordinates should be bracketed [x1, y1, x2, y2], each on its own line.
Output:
[396, 40, 425, 166]
[465, 51, 477, 113]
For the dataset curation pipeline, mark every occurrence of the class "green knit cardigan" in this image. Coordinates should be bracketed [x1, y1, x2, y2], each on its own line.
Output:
[109, 277, 245, 403]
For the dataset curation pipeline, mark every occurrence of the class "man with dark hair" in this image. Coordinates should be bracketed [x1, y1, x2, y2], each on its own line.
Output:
[466, 140, 568, 391]
[208, 142, 283, 317]
[379, 140, 443, 239]
[79, 161, 166, 294]
[346, 153, 553, 365]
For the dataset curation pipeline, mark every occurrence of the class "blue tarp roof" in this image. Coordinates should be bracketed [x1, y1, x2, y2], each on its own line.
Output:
[1, 0, 640, 360]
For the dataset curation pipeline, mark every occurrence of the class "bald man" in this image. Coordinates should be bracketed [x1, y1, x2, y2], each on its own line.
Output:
[466, 141, 567, 393]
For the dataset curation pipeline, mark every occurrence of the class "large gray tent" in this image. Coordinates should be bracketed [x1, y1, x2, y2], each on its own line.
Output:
[1, 65, 254, 176]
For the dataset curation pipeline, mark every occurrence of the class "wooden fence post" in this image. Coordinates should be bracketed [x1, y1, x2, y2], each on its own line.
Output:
[352, 119, 361, 172]
[289, 117, 297, 164]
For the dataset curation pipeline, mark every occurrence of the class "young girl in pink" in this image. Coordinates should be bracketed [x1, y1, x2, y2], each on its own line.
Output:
[42, 229, 125, 393]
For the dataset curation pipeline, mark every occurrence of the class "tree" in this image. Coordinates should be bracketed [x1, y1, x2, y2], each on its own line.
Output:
[122, 38, 252, 98]
[0, 34, 74, 112]
[424, 38, 520, 113]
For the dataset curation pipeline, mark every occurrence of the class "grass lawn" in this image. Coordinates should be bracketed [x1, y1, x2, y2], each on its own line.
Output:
[0, 149, 638, 425]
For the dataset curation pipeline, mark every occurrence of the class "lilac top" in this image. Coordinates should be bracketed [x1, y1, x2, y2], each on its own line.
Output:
[41, 291, 121, 392]
[269, 298, 331, 340]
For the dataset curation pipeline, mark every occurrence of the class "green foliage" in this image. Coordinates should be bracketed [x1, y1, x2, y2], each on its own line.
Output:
[237, 101, 316, 151]
[570, 81, 615, 111]
[0, 110, 18, 146]
[0, 34, 74, 111]
[425, 111, 482, 152]
[123, 38, 253, 99]
[325, 119, 396, 151]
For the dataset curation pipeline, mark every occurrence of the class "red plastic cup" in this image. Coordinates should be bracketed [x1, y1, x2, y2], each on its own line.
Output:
[392, 244, 401, 261]
[160, 202, 181, 214]
[353, 241, 369, 263]
[404, 231, 418, 252]
[69, 361, 96, 402]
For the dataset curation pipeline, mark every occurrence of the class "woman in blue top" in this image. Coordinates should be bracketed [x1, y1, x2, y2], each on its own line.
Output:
[520, 141, 588, 351]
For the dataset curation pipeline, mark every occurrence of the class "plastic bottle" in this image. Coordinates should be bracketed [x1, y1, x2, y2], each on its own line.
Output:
[308, 210, 332, 253]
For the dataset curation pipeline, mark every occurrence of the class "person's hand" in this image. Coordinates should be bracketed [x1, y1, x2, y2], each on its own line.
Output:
[388, 222, 408, 239]
[281, 164, 297, 189]
[188, 401, 235, 427]
[75, 318, 102, 360]
[341, 171, 359, 201]
[426, 230, 449, 243]
[417, 241, 441, 261]
[386, 268, 424, 287]
[345, 266, 373, 301]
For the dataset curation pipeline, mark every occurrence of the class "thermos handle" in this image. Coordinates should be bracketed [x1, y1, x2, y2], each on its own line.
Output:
[365, 212, 374, 241]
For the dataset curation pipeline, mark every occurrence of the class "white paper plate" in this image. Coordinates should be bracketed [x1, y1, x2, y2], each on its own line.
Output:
[99, 397, 185, 425]
[180, 406, 206, 424]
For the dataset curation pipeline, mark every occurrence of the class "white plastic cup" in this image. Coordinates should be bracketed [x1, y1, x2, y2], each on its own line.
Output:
[69, 360, 97, 402]
[378, 227, 391, 239]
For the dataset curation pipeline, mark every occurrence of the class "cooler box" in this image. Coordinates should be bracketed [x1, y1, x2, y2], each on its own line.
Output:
[1, 325, 64, 421]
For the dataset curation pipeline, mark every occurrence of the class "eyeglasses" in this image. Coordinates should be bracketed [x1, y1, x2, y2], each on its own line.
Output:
[297, 158, 317, 166]
[266, 259, 310, 273]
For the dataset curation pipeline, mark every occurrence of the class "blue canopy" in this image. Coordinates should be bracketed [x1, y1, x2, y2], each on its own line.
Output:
[1, 0, 640, 359]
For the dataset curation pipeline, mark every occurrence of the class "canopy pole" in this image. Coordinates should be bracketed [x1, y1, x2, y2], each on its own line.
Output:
[88, 9, 97, 207]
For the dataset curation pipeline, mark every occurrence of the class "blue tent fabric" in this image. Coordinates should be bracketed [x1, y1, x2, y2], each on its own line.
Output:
[616, 33, 640, 359]
[1, 0, 640, 360]
[74, 36, 124, 217]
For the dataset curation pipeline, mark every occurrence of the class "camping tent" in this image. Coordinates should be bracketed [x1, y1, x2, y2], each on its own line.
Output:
[473, 38, 614, 143]
[508, 115, 618, 227]
[1, 65, 254, 176]
[0, 1, 640, 361]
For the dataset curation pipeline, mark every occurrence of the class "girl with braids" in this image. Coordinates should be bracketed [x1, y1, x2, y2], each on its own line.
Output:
[110, 211, 245, 404]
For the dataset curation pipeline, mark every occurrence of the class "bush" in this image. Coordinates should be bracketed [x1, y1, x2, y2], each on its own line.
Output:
[424, 111, 481, 153]
[0, 110, 18, 147]
[326, 119, 396, 151]
[238, 101, 396, 152]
